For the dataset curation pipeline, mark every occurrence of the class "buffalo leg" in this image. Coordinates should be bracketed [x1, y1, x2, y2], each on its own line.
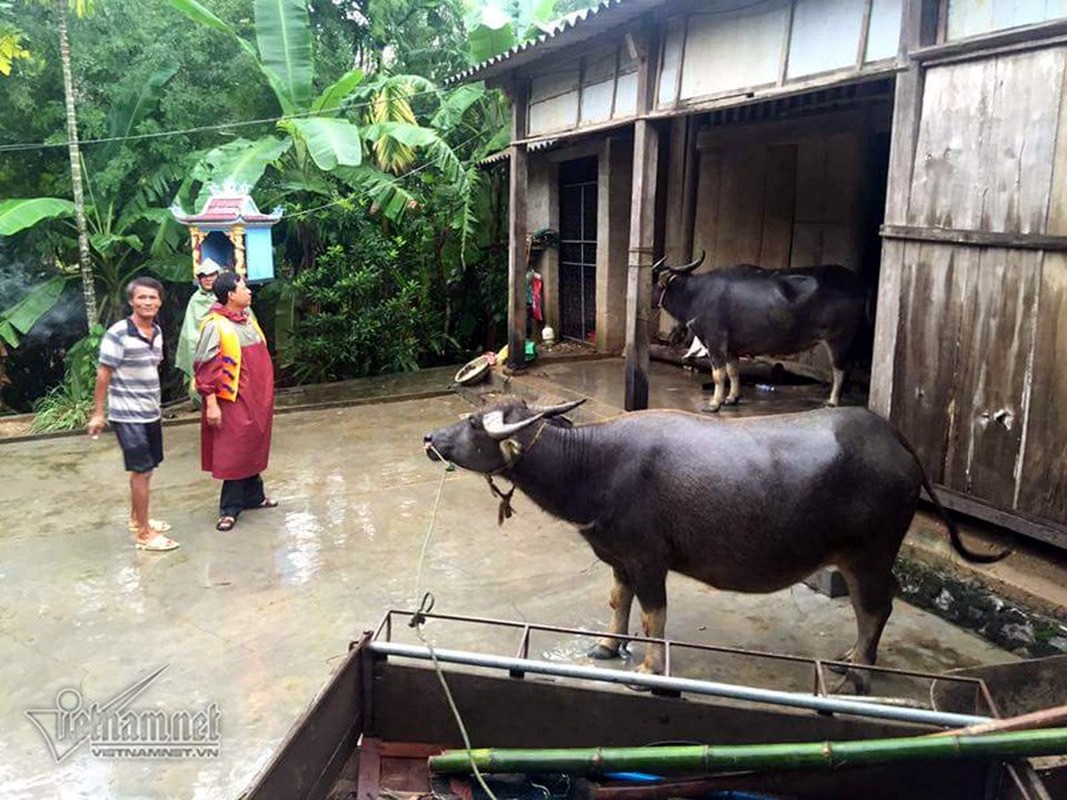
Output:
[822, 340, 847, 407]
[632, 575, 670, 673]
[828, 366, 845, 407]
[590, 569, 634, 660]
[724, 358, 742, 405]
[836, 564, 897, 695]
[706, 356, 727, 412]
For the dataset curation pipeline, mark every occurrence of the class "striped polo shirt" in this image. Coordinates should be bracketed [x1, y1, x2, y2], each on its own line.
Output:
[98, 318, 164, 423]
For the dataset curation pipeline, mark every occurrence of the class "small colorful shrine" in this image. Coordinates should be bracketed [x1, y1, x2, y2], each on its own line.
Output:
[171, 183, 282, 283]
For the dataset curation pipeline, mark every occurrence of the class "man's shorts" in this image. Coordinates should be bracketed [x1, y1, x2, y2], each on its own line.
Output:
[112, 420, 164, 473]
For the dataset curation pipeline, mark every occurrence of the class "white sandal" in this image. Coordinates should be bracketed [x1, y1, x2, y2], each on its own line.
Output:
[135, 534, 180, 552]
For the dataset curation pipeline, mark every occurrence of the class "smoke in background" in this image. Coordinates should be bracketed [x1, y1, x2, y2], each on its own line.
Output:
[0, 240, 88, 411]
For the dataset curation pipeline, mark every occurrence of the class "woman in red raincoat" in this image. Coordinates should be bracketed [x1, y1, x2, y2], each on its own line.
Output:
[193, 271, 277, 531]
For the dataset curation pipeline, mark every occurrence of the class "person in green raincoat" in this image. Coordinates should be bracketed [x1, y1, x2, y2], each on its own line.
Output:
[176, 258, 222, 406]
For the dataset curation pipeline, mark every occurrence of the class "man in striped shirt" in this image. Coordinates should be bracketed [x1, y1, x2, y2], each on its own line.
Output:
[88, 277, 180, 552]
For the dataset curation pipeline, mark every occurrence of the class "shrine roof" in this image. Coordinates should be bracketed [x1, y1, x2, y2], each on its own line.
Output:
[171, 192, 282, 226]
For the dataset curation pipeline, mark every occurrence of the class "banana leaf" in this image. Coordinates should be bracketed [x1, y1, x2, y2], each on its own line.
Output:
[464, 6, 516, 65]
[0, 276, 71, 347]
[189, 136, 292, 211]
[167, 0, 258, 61]
[288, 118, 363, 171]
[167, 0, 284, 107]
[0, 198, 75, 236]
[99, 64, 179, 166]
[334, 166, 416, 221]
[312, 67, 365, 115]
[254, 0, 313, 113]
[431, 84, 488, 132]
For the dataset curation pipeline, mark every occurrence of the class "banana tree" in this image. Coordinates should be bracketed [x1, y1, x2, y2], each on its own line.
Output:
[0, 64, 181, 345]
[0, 2, 29, 75]
[168, 0, 365, 209]
[168, 0, 485, 238]
[464, 0, 572, 65]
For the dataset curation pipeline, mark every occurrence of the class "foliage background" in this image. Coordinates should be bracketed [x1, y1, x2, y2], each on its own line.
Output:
[0, 0, 591, 423]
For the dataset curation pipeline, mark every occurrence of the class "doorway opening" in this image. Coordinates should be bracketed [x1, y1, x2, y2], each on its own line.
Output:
[558, 156, 598, 343]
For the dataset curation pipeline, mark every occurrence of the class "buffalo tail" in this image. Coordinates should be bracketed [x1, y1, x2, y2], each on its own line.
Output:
[893, 427, 1011, 564]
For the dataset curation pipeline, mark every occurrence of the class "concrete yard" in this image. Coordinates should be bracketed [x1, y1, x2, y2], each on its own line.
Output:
[0, 362, 1018, 798]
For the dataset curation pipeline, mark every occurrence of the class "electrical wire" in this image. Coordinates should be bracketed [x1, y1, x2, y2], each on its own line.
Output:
[279, 129, 483, 221]
[0, 84, 451, 154]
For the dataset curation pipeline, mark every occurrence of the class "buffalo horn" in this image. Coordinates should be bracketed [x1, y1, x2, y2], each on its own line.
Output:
[530, 398, 587, 417]
[650, 255, 667, 273]
[482, 410, 545, 440]
[668, 250, 706, 275]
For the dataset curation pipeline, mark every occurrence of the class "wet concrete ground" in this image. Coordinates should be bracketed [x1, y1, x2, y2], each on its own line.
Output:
[0, 362, 1015, 799]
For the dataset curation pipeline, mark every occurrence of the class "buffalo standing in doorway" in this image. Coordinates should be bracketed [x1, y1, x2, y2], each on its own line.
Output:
[424, 399, 1008, 692]
[654, 254, 867, 411]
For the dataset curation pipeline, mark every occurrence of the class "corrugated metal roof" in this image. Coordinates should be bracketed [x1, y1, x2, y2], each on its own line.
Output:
[447, 0, 665, 86]
[478, 138, 559, 167]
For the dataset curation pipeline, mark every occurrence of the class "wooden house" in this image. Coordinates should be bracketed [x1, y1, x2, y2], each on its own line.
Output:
[452, 0, 1067, 549]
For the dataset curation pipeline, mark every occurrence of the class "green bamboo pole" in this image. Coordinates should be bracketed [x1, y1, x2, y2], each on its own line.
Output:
[429, 727, 1067, 776]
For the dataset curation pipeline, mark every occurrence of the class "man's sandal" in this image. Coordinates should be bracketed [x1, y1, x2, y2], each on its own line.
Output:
[135, 534, 180, 552]
[253, 498, 278, 509]
[129, 518, 171, 533]
[216, 516, 237, 531]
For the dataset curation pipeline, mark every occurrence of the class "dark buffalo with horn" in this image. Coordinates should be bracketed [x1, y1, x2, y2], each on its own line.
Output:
[654, 254, 867, 412]
[424, 400, 1008, 692]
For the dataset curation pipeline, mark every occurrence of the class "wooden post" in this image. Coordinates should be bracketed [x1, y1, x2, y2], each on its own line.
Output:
[624, 28, 660, 411]
[508, 81, 530, 371]
[869, 0, 938, 418]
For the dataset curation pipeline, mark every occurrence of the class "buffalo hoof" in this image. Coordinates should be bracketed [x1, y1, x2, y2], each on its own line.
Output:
[724, 396, 741, 406]
[829, 669, 870, 696]
[702, 404, 722, 414]
[622, 662, 660, 692]
[588, 644, 621, 660]
[824, 399, 840, 408]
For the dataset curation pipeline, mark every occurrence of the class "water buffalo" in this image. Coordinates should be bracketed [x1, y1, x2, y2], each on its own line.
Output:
[654, 254, 867, 411]
[424, 399, 1008, 692]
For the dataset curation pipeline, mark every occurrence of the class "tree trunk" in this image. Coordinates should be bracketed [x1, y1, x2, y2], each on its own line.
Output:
[56, 0, 97, 327]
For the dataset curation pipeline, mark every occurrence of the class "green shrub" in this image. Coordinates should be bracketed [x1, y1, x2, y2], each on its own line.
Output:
[30, 325, 104, 433]
[284, 235, 435, 384]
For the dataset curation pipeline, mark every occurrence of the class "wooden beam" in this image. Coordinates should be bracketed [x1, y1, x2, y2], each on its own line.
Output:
[508, 81, 530, 371]
[869, 0, 934, 419]
[624, 25, 661, 411]
[881, 224, 1067, 252]
[912, 17, 1067, 67]
[929, 486, 1067, 551]
[696, 107, 882, 149]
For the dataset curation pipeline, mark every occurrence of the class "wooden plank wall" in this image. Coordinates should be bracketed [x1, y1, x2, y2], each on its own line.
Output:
[888, 45, 1067, 534]
[693, 130, 866, 274]
[687, 126, 868, 375]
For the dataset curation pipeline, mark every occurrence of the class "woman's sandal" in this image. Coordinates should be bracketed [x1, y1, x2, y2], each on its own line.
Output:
[216, 516, 237, 531]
